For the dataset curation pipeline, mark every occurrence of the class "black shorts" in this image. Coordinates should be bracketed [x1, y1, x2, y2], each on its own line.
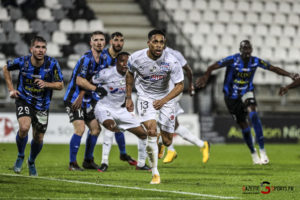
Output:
[64, 101, 96, 123]
[224, 97, 248, 123]
[15, 99, 49, 133]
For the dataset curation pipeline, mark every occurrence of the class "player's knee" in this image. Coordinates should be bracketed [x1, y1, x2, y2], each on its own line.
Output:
[147, 129, 156, 137]
[162, 139, 172, 147]
[90, 126, 101, 136]
[74, 126, 85, 135]
[139, 133, 147, 140]
[33, 134, 44, 144]
[19, 124, 30, 134]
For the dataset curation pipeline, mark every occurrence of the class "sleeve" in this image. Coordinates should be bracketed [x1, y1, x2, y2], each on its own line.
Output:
[52, 61, 64, 82]
[170, 61, 184, 84]
[217, 55, 235, 67]
[127, 55, 135, 73]
[78, 57, 90, 78]
[92, 70, 105, 85]
[173, 50, 187, 67]
[257, 57, 271, 70]
[6, 57, 23, 71]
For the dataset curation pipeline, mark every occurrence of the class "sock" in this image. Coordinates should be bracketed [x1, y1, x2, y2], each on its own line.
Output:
[167, 143, 175, 151]
[115, 132, 126, 155]
[102, 130, 114, 165]
[137, 138, 147, 168]
[175, 125, 205, 147]
[28, 139, 43, 163]
[249, 111, 264, 150]
[242, 127, 255, 153]
[69, 134, 82, 163]
[146, 136, 159, 176]
[16, 131, 28, 158]
[84, 130, 98, 160]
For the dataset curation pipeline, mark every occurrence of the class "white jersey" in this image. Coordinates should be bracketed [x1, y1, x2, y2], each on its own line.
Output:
[128, 48, 184, 100]
[92, 67, 126, 108]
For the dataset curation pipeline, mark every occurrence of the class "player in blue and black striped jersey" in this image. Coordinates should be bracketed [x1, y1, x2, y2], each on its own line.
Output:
[196, 40, 298, 165]
[3, 36, 64, 176]
[63, 31, 108, 171]
[97, 32, 137, 172]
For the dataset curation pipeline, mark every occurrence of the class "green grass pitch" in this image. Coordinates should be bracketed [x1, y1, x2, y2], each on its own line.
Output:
[0, 143, 299, 199]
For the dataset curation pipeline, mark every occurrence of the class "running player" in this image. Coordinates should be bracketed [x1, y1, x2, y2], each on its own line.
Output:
[64, 31, 107, 171]
[126, 29, 184, 184]
[196, 40, 297, 164]
[98, 32, 137, 172]
[158, 47, 210, 164]
[93, 52, 151, 172]
[3, 36, 64, 176]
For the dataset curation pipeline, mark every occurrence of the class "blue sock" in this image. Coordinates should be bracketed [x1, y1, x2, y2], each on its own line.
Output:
[70, 134, 82, 163]
[115, 132, 126, 155]
[249, 111, 264, 150]
[16, 131, 28, 158]
[28, 139, 43, 163]
[84, 131, 98, 160]
[242, 127, 255, 153]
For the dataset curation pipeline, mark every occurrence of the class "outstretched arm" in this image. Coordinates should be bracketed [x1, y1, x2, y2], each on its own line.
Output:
[269, 65, 298, 80]
[279, 78, 300, 96]
[195, 62, 220, 88]
[125, 71, 134, 112]
[182, 64, 195, 96]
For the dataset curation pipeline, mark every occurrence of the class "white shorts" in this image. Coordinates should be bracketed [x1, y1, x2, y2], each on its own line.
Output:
[137, 96, 175, 133]
[94, 103, 141, 131]
[175, 102, 184, 116]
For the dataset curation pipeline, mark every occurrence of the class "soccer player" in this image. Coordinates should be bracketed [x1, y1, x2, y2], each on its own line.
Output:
[93, 52, 151, 172]
[126, 29, 184, 184]
[195, 40, 297, 165]
[158, 47, 210, 164]
[3, 36, 64, 176]
[279, 78, 300, 96]
[98, 32, 137, 172]
[64, 31, 107, 171]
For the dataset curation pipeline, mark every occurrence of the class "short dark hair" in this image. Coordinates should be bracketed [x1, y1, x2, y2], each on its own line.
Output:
[30, 36, 47, 47]
[148, 29, 165, 40]
[116, 51, 130, 59]
[90, 31, 105, 40]
[111, 32, 123, 39]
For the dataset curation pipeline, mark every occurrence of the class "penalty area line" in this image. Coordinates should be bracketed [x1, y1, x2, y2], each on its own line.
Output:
[1, 173, 240, 199]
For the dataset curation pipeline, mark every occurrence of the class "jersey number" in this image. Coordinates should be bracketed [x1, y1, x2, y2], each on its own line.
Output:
[140, 101, 149, 110]
[18, 106, 30, 115]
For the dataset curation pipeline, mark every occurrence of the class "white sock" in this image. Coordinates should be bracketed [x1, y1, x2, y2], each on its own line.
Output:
[146, 136, 159, 176]
[101, 129, 114, 165]
[175, 125, 204, 147]
[137, 138, 147, 167]
[167, 143, 175, 151]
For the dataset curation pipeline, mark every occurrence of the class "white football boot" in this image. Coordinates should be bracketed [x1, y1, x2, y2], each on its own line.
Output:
[259, 149, 270, 164]
[251, 150, 262, 165]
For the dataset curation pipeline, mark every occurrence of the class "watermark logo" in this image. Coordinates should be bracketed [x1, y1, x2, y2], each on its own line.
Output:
[243, 181, 294, 194]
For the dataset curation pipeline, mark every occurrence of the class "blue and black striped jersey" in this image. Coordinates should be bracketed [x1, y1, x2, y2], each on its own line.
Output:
[7, 55, 63, 110]
[64, 50, 105, 107]
[100, 48, 117, 68]
[218, 53, 270, 99]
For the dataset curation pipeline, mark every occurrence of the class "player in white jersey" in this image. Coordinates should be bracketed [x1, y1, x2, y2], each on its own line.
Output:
[126, 29, 184, 184]
[93, 52, 151, 172]
[158, 47, 210, 164]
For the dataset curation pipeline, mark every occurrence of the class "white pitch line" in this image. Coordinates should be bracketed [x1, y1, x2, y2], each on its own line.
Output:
[1, 173, 240, 199]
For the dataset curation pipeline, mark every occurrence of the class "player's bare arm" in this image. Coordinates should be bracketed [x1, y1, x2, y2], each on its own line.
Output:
[183, 64, 195, 96]
[153, 81, 184, 110]
[195, 62, 220, 88]
[34, 79, 63, 90]
[72, 90, 85, 110]
[269, 65, 298, 80]
[125, 70, 134, 112]
[3, 65, 20, 98]
[279, 78, 300, 96]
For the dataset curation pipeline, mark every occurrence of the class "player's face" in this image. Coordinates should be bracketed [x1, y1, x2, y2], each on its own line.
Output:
[116, 54, 129, 76]
[240, 42, 253, 59]
[30, 41, 46, 61]
[90, 34, 106, 52]
[147, 34, 165, 59]
[110, 36, 124, 53]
